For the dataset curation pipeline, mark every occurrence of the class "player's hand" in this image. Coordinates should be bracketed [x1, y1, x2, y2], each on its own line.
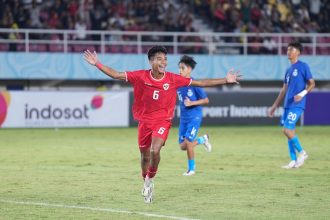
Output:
[184, 97, 192, 107]
[294, 95, 303, 102]
[226, 69, 242, 84]
[267, 106, 276, 117]
[83, 50, 99, 66]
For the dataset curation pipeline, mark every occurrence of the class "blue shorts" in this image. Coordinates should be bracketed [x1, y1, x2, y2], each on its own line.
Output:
[178, 116, 202, 144]
[281, 108, 304, 130]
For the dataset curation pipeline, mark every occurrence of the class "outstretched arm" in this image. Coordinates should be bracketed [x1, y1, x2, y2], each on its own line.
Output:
[84, 50, 126, 81]
[268, 84, 287, 117]
[190, 70, 241, 87]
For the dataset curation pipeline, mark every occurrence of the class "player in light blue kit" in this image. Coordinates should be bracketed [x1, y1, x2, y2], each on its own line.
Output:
[177, 55, 212, 176]
[268, 42, 315, 169]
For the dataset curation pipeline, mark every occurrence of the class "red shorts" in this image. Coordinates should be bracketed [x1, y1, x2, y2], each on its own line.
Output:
[137, 120, 172, 150]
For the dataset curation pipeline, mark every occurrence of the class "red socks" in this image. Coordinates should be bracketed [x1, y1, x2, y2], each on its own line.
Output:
[142, 172, 147, 180]
[146, 166, 157, 178]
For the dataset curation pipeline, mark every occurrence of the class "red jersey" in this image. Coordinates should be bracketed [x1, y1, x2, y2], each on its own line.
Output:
[125, 70, 192, 122]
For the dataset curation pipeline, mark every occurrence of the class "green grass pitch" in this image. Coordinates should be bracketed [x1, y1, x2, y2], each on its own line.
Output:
[0, 126, 329, 220]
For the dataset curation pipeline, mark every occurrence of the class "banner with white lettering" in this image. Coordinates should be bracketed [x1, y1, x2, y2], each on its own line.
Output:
[129, 91, 284, 126]
[174, 91, 284, 125]
[0, 91, 129, 128]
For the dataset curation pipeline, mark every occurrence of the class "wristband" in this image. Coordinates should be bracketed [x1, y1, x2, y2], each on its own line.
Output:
[95, 62, 103, 69]
[297, 89, 308, 97]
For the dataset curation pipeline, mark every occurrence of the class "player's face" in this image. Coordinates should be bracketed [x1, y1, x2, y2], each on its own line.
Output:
[149, 52, 167, 74]
[179, 63, 192, 78]
[287, 46, 300, 60]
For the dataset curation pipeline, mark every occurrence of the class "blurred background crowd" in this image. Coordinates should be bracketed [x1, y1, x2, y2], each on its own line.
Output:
[1, 0, 329, 35]
[0, 0, 329, 54]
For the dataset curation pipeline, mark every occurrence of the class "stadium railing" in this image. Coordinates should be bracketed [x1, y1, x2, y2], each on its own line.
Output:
[0, 28, 330, 55]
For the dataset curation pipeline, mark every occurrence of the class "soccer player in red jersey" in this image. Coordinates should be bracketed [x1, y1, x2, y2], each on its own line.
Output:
[84, 46, 241, 203]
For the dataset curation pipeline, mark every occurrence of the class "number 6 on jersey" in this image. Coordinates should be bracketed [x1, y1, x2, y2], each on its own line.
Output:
[158, 127, 166, 134]
[153, 90, 160, 100]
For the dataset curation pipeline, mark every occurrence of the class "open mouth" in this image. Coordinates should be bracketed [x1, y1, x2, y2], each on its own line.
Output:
[158, 65, 166, 73]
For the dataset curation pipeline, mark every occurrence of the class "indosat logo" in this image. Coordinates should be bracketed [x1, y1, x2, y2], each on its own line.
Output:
[25, 95, 104, 121]
[0, 92, 11, 127]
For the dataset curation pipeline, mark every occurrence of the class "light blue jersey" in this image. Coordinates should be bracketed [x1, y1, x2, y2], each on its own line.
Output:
[278, 54, 313, 167]
[284, 60, 313, 110]
[282, 60, 313, 130]
[177, 86, 207, 121]
[177, 85, 208, 143]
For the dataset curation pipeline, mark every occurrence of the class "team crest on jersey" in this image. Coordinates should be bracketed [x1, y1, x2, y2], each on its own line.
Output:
[293, 69, 298, 77]
[187, 89, 193, 97]
[163, 83, 169, 90]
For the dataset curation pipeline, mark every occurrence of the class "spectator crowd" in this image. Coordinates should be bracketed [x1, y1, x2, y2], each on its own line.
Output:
[185, 0, 329, 33]
[0, 0, 329, 54]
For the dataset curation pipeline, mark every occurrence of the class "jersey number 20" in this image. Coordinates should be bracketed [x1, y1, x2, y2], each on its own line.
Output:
[288, 112, 297, 121]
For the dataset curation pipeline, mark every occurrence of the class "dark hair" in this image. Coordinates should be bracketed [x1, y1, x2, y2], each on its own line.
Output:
[147, 46, 167, 60]
[288, 41, 303, 52]
[179, 55, 197, 69]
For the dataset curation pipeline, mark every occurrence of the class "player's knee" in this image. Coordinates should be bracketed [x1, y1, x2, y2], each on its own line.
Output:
[283, 128, 294, 138]
[180, 144, 187, 151]
[150, 145, 161, 155]
[283, 128, 289, 136]
[282, 128, 286, 134]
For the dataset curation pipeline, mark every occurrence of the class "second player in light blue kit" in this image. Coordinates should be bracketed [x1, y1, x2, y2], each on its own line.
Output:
[177, 55, 212, 176]
[268, 42, 315, 169]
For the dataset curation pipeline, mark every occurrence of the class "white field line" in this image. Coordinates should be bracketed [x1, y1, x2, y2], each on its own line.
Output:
[0, 199, 200, 220]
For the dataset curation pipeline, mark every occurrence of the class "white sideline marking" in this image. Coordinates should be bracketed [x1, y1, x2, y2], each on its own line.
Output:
[0, 200, 200, 220]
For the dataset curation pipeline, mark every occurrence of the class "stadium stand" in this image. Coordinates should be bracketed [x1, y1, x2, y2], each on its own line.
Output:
[0, 0, 329, 92]
[0, 0, 329, 54]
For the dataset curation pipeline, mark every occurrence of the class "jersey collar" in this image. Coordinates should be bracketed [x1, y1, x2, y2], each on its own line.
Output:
[149, 70, 166, 81]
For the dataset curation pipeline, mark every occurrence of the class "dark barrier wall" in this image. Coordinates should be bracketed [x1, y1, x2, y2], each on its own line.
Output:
[129, 91, 285, 126]
[304, 92, 330, 125]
